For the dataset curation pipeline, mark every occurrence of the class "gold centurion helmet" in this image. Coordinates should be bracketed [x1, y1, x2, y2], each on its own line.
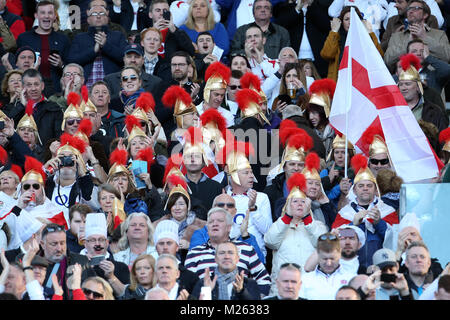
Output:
[80, 85, 97, 114]
[326, 131, 355, 162]
[240, 72, 267, 104]
[21, 156, 46, 185]
[162, 153, 193, 194]
[199, 108, 227, 151]
[216, 140, 255, 186]
[235, 88, 270, 125]
[132, 92, 156, 132]
[107, 148, 133, 183]
[162, 85, 198, 128]
[164, 174, 191, 211]
[17, 100, 42, 145]
[301, 152, 322, 181]
[281, 172, 309, 214]
[351, 154, 380, 195]
[183, 126, 209, 165]
[124, 114, 147, 145]
[398, 53, 423, 96]
[62, 92, 83, 131]
[203, 62, 230, 104]
[361, 122, 390, 160]
[308, 78, 336, 118]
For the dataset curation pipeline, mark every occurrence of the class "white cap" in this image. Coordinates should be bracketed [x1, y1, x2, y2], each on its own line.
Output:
[337, 224, 366, 248]
[153, 220, 179, 245]
[399, 212, 420, 234]
[85, 213, 107, 239]
[16, 210, 44, 244]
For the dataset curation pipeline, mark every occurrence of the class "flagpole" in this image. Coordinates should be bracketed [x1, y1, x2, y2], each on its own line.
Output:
[344, 8, 354, 179]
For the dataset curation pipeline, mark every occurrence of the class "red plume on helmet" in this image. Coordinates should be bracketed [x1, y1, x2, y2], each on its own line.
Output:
[109, 149, 128, 167]
[205, 61, 231, 83]
[163, 153, 184, 183]
[200, 108, 227, 135]
[25, 100, 34, 116]
[286, 172, 307, 193]
[279, 119, 309, 147]
[162, 85, 192, 108]
[10, 164, 23, 180]
[308, 78, 336, 98]
[400, 53, 422, 72]
[305, 152, 320, 171]
[240, 72, 262, 91]
[286, 133, 313, 154]
[136, 92, 156, 113]
[77, 119, 93, 137]
[67, 91, 81, 106]
[125, 114, 142, 133]
[215, 139, 254, 166]
[0, 146, 8, 165]
[81, 85, 89, 103]
[361, 121, 385, 152]
[24, 156, 46, 184]
[183, 126, 203, 145]
[59, 133, 87, 154]
[167, 174, 188, 190]
[351, 154, 368, 174]
[136, 147, 155, 173]
[439, 127, 450, 144]
[235, 88, 260, 112]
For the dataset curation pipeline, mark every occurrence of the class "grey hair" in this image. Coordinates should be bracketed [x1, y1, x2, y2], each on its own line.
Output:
[156, 253, 179, 269]
[145, 287, 170, 300]
[118, 212, 155, 250]
[207, 207, 233, 226]
[278, 47, 297, 60]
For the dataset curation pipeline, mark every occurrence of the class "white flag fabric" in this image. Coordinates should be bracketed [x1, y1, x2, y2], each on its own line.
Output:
[329, 8, 439, 182]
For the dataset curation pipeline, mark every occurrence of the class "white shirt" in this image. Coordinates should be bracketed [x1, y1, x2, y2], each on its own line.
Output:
[236, 0, 255, 29]
[299, 265, 355, 300]
[196, 102, 235, 128]
[339, 256, 360, 275]
[249, 54, 279, 83]
[298, 7, 315, 61]
[156, 283, 179, 300]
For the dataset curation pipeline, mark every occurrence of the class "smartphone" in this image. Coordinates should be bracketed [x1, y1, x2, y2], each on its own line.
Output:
[90, 255, 106, 266]
[380, 273, 397, 283]
[183, 81, 193, 94]
[163, 10, 171, 21]
[50, 49, 60, 56]
[277, 94, 292, 105]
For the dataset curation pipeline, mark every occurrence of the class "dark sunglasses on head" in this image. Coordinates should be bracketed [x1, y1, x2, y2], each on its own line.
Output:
[319, 233, 338, 241]
[122, 75, 138, 82]
[369, 158, 389, 165]
[215, 202, 235, 209]
[228, 85, 241, 90]
[66, 119, 81, 126]
[23, 183, 40, 191]
[280, 262, 301, 270]
[82, 288, 104, 299]
[42, 225, 65, 237]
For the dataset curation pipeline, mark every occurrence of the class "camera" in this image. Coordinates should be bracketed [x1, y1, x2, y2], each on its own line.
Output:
[59, 156, 75, 168]
[380, 273, 397, 283]
[0, 121, 4, 130]
[183, 81, 193, 94]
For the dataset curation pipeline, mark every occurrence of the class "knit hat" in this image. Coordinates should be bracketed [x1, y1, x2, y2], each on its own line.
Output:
[153, 220, 179, 245]
[85, 213, 108, 239]
[15, 46, 36, 61]
[16, 210, 44, 244]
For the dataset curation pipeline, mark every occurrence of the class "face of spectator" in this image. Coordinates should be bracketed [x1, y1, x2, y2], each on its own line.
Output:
[135, 258, 154, 286]
[64, 117, 82, 135]
[227, 77, 241, 101]
[7, 73, 22, 95]
[121, 69, 141, 94]
[276, 268, 302, 300]
[236, 168, 254, 190]
[16, 50, 35, 71]
[111, 173, 129, 194]
[231, 56, 249, 73]
[215, 242, 239, 273]
[408, 42, 425, 63]
[305, 179, 321, 200]
[197, 34, 214, 54]
[141, 30, 161, 56]
[368, 152, 391, 175]
[90, 83, 110, 108]
[123, 52, 144, 70]
[42, 231, 67, 263]
[245, 27, 265, 52]
[85, 234, 108, 256]
[32, 265, 47, 286]
[156, 238, 179, 256]
[184, 152, 203, 173]
[181, 112, 199, 128]
[405, 246, 431, 277]
[23, 75, 44, 102]
[342, 12, 351, 32]
[284, 160, 304, 179]
[303, 63, 313, 77]
[69, 210, 86, 237]
[318, 249, 341, 275]
[171, 56, 189, 82]
[253, 0, 272, 22]
[279, 48, 297, 66]
[309, 110, 320, 128]
[213, 194, 237, 216]
[285, 68, 299, 86]
[398, 227, 422, 248]
[149, 2, 170, 21]
[127, 216, 149, 242]
[380, 264, 399, 289]
[58, 150, 77, 180]
[35, 4, 56, 32]
[354, 180, 376, 205]
[336, 288, 359, 300]
[333, 148, 346, 167]
[170, 196, 188, 222]
[87, 6, 108, 27]
[21, 178, 45, 205]
[395, 0, 408, 15]
[82, 280, 105, 300]
[208, 88, 225, 109]
[99, 190, 116, 213]
[289, 197, 308, 218]
[4, 265, 25, 299]
[129, 136, 148, 159]
[0, 173, 18, 192]
[339, 228, 360, 259]
[62, 65, 83, 90]
[406, 2, 428, 24]
[17, 127, 36, 146]
[83, 110, 98, 129]
[192, 0, 209, 21]
[207, 210, 231, 242]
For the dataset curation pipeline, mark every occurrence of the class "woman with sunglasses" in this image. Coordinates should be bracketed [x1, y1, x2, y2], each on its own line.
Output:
[110, 66, 144, 115]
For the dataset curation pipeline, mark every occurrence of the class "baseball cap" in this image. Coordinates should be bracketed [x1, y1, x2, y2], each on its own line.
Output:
[124, 43, 144, 56]
[372, 248, 397, 269]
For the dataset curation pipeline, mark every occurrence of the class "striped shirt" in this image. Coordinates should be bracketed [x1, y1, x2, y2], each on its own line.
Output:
[184, 239, 271, 295]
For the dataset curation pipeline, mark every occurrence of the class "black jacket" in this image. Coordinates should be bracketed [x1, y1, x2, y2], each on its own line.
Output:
[284, 115, 326, 159]
[3, 132, 34, 169]
[187, 176, 224, 213]
[108, 0, 151, 32]
[100, 109, 126, 140]
[263, 172, 286, 222]
[421, 98, 449, 132]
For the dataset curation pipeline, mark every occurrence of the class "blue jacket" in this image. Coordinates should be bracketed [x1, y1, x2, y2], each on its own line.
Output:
[189, 225, 266, 265]
[67, 25, 128, 80]
[352, 219, 388, 269]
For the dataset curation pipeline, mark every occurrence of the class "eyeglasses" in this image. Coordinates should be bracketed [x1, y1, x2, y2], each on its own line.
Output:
[171, 63, 187, 68]
[215, 202, 235, 209]
[122, 75, 138, 82]
[66, 119, 81, 126]
[89, 12, 107, 17]
[369, 158, 389, 165]
[64, 72, 81, 78]
[82, 288, 104, 299]
[407, 6, 423, 11]
[228, 85, 241, 90]
[23, 183, 41, 191]
[318, 234, 338, 241]
[280, 262, 301, 270]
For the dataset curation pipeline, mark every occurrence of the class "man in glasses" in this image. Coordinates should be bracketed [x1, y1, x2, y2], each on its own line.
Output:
[384, 0, 450, 68]
[225, 69, 243, 119]
[299, 232, 355, 300]
[48, 63, 85, 111]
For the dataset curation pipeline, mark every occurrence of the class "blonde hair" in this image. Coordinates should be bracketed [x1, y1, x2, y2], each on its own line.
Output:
[129, 254, 156, 291]
[185, 0, 216, 31]
[82, 276, 115, 300]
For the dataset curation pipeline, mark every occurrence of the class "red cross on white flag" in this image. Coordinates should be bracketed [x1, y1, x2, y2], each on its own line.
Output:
[329, 7, 441, 183]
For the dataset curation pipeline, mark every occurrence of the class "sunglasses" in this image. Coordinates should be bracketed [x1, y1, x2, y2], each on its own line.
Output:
[23, 183, 41, 191]
[215, 202, 235, 209]
[66, 119, 81, 126]
[280, 262, 301, 270]
[318, 234, 338, 241]
[82, 288, 104, 299]
[228, 85, 241, 90]
[42, 225, 65, 238]
[369, 158, 389, 165]
[122, 75, 138, 82]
